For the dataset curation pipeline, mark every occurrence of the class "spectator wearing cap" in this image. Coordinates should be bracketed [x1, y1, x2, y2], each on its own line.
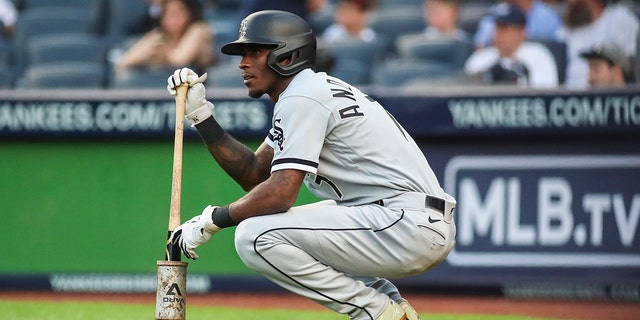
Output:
[464, 3, 558, 88]
[473, 0, 562, 49]
[321, 0, 378, 43]
[558, 0, 639, 89]
[580, 42, 629, 87]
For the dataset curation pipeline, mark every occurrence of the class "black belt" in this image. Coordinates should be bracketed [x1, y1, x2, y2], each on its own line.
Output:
[371, 195, 444, 214]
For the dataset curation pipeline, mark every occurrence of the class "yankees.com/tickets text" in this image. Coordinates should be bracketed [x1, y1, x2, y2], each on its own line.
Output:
[0, 100, 269, 133]
[448, 95, 640, 128]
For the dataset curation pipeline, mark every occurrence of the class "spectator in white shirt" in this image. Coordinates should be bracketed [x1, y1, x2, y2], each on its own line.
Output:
[464, 3, 558, 88]
[321, 0, 377, 43]
[0, 0, 17, 38]
[558, 0, 639, 89]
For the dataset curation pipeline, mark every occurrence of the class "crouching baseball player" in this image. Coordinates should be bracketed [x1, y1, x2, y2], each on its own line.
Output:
[167, 10, 456, 320]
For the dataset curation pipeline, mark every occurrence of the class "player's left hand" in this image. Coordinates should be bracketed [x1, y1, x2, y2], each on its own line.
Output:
[169, 205, 221, 260]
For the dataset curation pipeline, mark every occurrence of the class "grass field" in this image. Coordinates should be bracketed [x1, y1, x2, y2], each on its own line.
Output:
[1, 300, 560, 320]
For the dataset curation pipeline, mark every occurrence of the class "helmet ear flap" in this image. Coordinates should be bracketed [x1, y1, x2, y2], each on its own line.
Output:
[267, 33, 317, 76]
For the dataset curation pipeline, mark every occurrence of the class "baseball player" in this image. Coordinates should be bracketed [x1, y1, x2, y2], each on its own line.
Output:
[167, 10, 456, 320]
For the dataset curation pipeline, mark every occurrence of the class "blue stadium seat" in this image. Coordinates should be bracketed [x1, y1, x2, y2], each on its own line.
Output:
[110, 67, 173, 89]
[396, 35, 474, 71]
[20, 62, 106, 89]
[318, 39, 385, 85]
[210, 21, 241, 64]
[308, 9, 334, 35]
[0, 40, 9, 67]
[367, 8, 425, 55]
[27, 34, 107, 67]
[457, 1, 494, 35]
[533, 39, 567, 85]
[105, 0, 149, 44]
[371, 59, 453, 88]
[378, 0, 423, 9]
[0, 69, 13, 88]
[12, 8, 98, 75]
[19, 0, 101, 9]
[206, 61, 245, 88]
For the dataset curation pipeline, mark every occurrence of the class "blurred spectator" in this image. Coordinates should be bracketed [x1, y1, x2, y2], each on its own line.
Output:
[474, 0, 562, 48]
[116, 0, 214, 74]
[464, 3, 558, 88]
[138, 0, 163, 33]
[580, 42, 629, 87]
[422, 0, 468, 40]
[0, 0, 17, 38]
[321, 0, 377, 43]
[241, 0, 326, 23]
[558, 0, 639, 89]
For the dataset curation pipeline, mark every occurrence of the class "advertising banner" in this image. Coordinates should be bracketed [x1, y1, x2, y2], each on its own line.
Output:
[2, 87, 639, 139]
[1, 88, 639, 299]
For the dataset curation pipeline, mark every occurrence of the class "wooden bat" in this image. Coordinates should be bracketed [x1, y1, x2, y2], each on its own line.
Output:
[165, 83, 189, 261]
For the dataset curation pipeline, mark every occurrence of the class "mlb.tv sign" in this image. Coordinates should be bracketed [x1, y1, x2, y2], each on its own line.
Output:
[444, 155, 640, 267]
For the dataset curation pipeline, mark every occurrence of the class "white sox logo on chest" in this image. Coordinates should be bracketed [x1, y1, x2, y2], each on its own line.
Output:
[327, 78, 365, 119]
[272, 118, 285, 151]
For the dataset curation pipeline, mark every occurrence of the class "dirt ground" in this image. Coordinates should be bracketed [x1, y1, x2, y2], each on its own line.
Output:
[1, 291, 639, 320]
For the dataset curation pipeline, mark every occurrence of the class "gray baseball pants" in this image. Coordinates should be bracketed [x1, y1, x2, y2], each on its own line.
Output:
[234, 193, 456, 320]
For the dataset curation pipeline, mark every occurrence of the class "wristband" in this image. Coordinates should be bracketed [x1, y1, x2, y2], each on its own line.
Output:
[185, 101, 214, 125]
[211, 205, 236, 228]
[194, 115, 226, 145]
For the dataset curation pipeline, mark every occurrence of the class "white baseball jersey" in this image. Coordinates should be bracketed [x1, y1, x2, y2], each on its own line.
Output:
[265, 69, 444, 206]
[238, 68, 456, 320]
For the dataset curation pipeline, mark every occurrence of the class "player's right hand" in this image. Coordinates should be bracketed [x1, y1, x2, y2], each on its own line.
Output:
[169, 205, 221, 260]
[166, 68, 208, 114]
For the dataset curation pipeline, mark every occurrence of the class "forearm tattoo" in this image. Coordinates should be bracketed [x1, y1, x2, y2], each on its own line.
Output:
[206, 136, 271, 190]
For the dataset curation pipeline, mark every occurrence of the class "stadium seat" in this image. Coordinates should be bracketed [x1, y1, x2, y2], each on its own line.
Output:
[400, 73, 481, 92]
[367, 8, 425, 56]
[0, 69, 13, 88]
[12, 8, 98, 75]
[0, 40, 9, 67]
[318, 39, 385, 85]
[206, 61, 245, 88]
[371, 59, 453, 88]
[27, 34, 107, 67]
[327, 58, 371, 85]
[105, 0, 149, 44]
[20, 62, 106, 89]
[210, 22, 242, 64]
[308, 7, 334, 35]
[110, 67, 173, 89]
[533, 39, 567, 85]
[378, 0, 423, 9]
[457, 1, 493, 35]
[19, 0, 102, 9]
[396, 35, 474, 71]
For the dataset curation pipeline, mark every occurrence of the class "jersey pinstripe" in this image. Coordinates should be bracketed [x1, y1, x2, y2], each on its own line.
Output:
[265, 69, 443, 206]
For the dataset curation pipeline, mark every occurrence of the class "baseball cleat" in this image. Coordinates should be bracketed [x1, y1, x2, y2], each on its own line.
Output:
[399, 301, 421, 320]
[376, 299, 408, 320]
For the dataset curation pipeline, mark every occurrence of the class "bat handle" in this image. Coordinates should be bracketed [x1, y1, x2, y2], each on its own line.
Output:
[166, 231, 182, 261]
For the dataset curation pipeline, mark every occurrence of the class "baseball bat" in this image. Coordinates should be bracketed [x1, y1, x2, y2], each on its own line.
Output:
[165, 83, 189, 261]
[156, 83, 189, 320]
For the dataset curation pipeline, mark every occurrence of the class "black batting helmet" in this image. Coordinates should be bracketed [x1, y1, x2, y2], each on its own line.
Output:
[221, 10, 317, 76]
